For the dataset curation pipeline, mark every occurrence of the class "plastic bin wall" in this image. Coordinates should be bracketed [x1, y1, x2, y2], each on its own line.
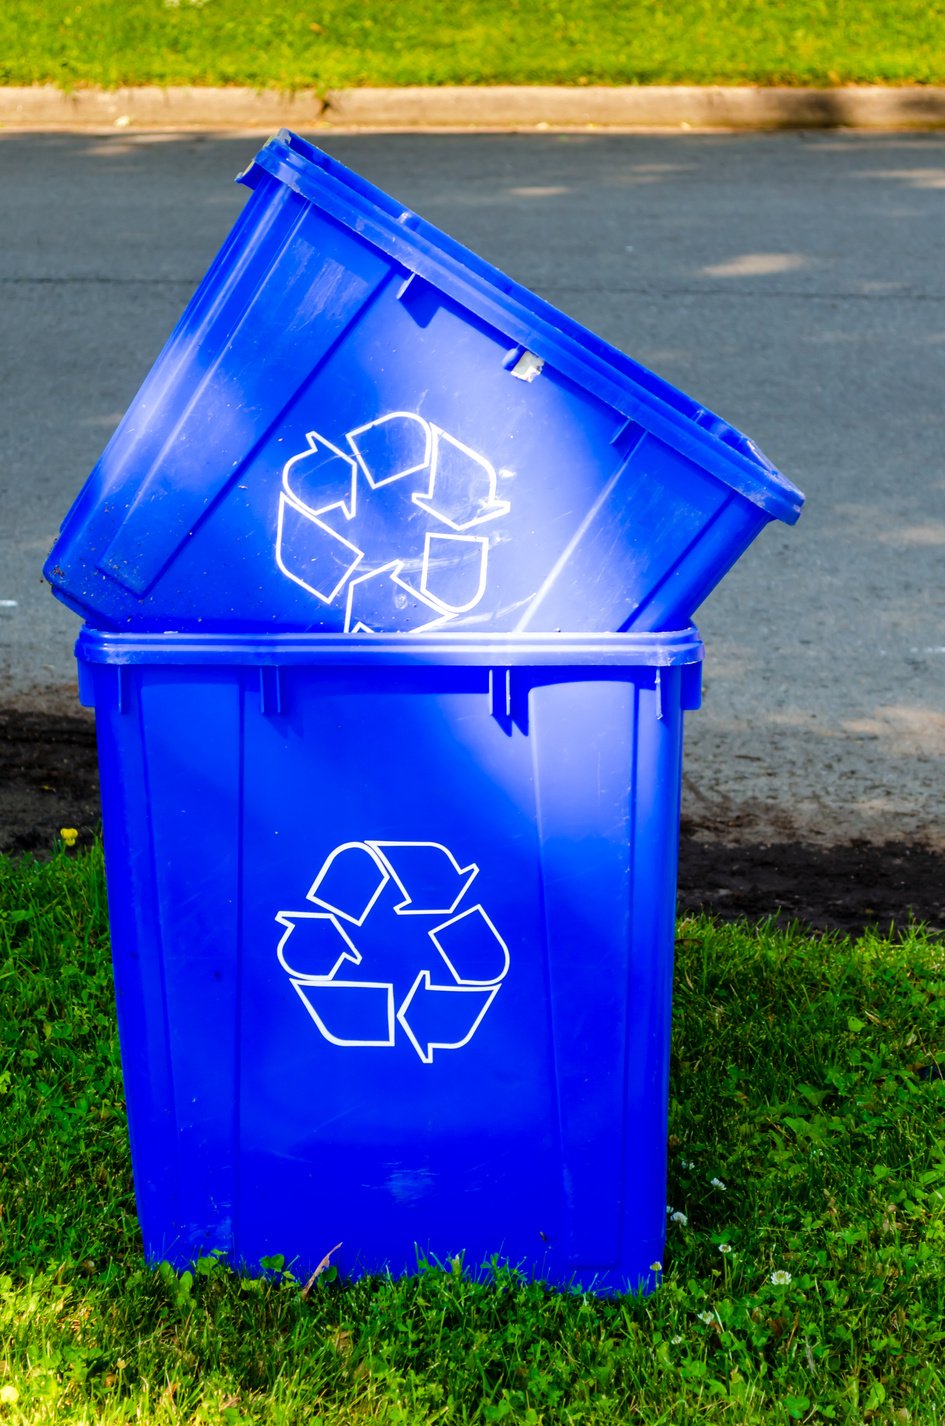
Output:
[46, 131, 803, 637]
[77, 627, 703, 1294]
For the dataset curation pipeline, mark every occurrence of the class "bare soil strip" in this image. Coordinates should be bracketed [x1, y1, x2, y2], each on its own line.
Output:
[3, 706, 941, 937]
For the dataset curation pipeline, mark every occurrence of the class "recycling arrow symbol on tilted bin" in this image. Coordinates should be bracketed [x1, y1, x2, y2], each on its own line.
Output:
[274, 412, 511, 632]
[276, 841, 510, 1063]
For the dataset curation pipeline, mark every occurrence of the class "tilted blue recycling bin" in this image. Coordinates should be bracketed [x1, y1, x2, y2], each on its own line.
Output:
[45, 129, 802, 637]
[75, 627, 702, 1293]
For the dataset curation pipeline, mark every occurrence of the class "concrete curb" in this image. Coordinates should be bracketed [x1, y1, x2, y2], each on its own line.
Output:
[3, 83, 945, 133]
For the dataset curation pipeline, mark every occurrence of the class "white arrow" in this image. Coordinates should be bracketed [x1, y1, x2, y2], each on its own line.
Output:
[428, 904, 510, 986]
[346, 412, 432, 489]
[412, 427, 510, 531]
[396, 972, 500, 1064]
[418, 531, 489, 615]
[293, 980, 396, 1048]
[343, 563, 448, 634]
[275, 911, 362, 982]
[305, 842, 390, 925]
[275, 493, 364, 604]
[282, 430, 359, 521]
[367, 841, 479, 916]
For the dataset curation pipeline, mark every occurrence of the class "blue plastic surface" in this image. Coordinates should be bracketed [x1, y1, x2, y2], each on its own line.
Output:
[46, 131, 803, 636]
[78, 626, 702, 1293]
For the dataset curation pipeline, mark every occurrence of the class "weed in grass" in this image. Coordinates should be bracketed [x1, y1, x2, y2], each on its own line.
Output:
[2, 847, 945, 1420]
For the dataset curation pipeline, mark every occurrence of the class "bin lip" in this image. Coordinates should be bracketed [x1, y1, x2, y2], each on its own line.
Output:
[240, 130, 804, 527]
[75, 626, 704, 668]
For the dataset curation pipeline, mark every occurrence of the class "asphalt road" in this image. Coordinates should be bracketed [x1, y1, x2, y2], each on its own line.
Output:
[2, 129, 943, 850]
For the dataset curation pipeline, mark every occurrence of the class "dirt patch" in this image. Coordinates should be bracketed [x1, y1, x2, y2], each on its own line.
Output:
[0, 702, 100, 857]
[1, 705, 942, 939]
[677, 820, 945, 938]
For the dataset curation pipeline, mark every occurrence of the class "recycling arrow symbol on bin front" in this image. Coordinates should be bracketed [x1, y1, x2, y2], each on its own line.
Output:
[276, 841, 509, 1063]
[275, 412, 511, 631]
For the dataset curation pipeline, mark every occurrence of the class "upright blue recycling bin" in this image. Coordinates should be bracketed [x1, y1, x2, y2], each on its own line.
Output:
[45, 130, 802, 637]
[76, 626, 702, 1293]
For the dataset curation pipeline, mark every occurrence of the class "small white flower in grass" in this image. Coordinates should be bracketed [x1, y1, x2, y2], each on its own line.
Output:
[697, 1310, 714, 1324]
[649, 1261, 662, 1272]
[718, 1243, 732, 1254]
[670, 1211, 688, 1226]
[671, 1334, 684, 1345]
[710, 1177, 727, 1190]
[770, 1269, 792, 1286]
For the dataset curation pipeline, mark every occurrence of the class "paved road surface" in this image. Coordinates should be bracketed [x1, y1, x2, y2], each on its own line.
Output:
[2, 130, 943, 849]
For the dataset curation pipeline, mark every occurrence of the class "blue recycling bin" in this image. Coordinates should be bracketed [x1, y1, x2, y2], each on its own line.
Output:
[47, 135, 805, 1293]
[45, 129, 802, 637]
[75, 626, 702, 1293]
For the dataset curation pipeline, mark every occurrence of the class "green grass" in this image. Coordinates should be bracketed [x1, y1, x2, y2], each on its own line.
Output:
[3, 0, 945, 92]
[3, 843, 945, 1422]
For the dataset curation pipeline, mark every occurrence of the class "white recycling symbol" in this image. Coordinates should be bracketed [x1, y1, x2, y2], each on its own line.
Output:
[276, 841, 510, 1063]
[274, 412, 511, 632]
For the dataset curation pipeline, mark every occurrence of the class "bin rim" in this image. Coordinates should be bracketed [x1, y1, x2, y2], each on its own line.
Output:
[75, 625, 704, 668]
[240, 130, 803, 527]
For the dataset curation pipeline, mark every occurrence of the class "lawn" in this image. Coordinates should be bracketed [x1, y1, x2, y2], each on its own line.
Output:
[2, 842, 945, 1422]
[3, 0, 945, 92]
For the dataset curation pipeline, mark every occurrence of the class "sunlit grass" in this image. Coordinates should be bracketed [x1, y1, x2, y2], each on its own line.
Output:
[3, 0, 945, 92]
[2, 844, 945, 1421]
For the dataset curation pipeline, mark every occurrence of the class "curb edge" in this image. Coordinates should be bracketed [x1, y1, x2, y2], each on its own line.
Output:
[3, 84, 945, 132]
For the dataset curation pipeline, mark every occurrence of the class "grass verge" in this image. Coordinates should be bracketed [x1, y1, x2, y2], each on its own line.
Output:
[3, 1, 945, 92]
[1, 844, 945, 1422]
